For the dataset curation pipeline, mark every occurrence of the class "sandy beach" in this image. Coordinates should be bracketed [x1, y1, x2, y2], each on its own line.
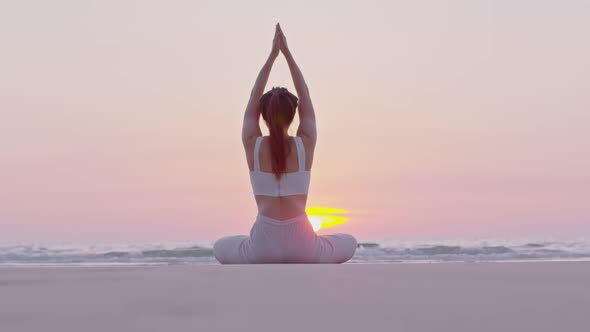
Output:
[1, 262, 589, 332]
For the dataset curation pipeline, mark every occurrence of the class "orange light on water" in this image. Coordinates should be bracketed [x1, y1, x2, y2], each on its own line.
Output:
[305, 207, 349, 232]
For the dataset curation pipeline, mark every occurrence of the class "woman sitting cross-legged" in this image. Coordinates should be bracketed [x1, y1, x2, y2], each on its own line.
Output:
[213, 23, 357, 264]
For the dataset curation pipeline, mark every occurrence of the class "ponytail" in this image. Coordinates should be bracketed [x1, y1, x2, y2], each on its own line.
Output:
[260, 87, 298, 179]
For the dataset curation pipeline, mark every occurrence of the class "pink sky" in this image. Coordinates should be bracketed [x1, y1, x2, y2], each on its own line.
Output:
[1, 1, 589, 242]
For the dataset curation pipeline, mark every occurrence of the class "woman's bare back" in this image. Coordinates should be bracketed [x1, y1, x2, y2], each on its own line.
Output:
[245, 135, 315, 220]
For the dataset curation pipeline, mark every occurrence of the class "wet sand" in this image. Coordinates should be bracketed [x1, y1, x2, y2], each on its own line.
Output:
[1, 262, 589, 332]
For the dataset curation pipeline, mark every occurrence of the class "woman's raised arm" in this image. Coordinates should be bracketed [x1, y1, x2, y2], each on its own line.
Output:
[242, 24, 281, 145]
[277, 24, 317, 141]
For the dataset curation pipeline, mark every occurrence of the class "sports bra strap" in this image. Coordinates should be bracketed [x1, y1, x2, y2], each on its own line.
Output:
[294, 136, 306, 171]
[254, 136, 305, 172]
[253, 136, 263, 172]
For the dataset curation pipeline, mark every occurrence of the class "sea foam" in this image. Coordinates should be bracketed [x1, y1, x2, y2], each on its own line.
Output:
[1, 239, 589, 265]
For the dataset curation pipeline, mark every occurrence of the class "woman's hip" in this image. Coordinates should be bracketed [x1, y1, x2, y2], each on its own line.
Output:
[250, 213, 317, 249]
[255, 212, 310, 225]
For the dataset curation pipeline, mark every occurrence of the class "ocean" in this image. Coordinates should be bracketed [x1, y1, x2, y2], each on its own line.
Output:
[1, 238, 589, 266]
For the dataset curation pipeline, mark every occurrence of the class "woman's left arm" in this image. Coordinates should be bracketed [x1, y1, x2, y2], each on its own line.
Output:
[242, 24, 281, 145]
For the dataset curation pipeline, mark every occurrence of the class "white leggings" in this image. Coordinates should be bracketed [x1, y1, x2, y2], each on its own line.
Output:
[213, 213, 357, 264]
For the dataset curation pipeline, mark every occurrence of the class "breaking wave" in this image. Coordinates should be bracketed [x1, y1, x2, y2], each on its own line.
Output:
[1, 239, 589, 265]
[352, 239, 590, 263]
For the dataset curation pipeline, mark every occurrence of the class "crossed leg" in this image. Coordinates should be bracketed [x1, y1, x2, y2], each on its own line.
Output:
[315, 233, 357, 264]
[213, 235, 253, 264]
[214, 233, 357, 264]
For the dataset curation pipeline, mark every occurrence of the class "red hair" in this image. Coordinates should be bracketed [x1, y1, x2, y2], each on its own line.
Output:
[259, 87, 298, 179]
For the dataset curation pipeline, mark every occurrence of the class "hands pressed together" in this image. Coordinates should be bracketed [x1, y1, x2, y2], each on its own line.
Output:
[270, 23, 290, 59]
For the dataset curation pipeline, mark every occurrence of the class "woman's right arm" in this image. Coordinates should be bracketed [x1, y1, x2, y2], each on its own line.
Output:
[278, 25, 317, 141]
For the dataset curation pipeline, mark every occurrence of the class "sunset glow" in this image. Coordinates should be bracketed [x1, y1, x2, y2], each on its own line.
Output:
[306, 207, 349, 232]
[0, 1, 589, 242]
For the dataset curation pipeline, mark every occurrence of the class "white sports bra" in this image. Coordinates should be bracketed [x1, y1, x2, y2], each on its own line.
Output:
[249, 136, 311, 197]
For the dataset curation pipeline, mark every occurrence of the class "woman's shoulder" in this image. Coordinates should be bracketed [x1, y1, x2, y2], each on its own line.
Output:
[243, 135, 264, 147]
